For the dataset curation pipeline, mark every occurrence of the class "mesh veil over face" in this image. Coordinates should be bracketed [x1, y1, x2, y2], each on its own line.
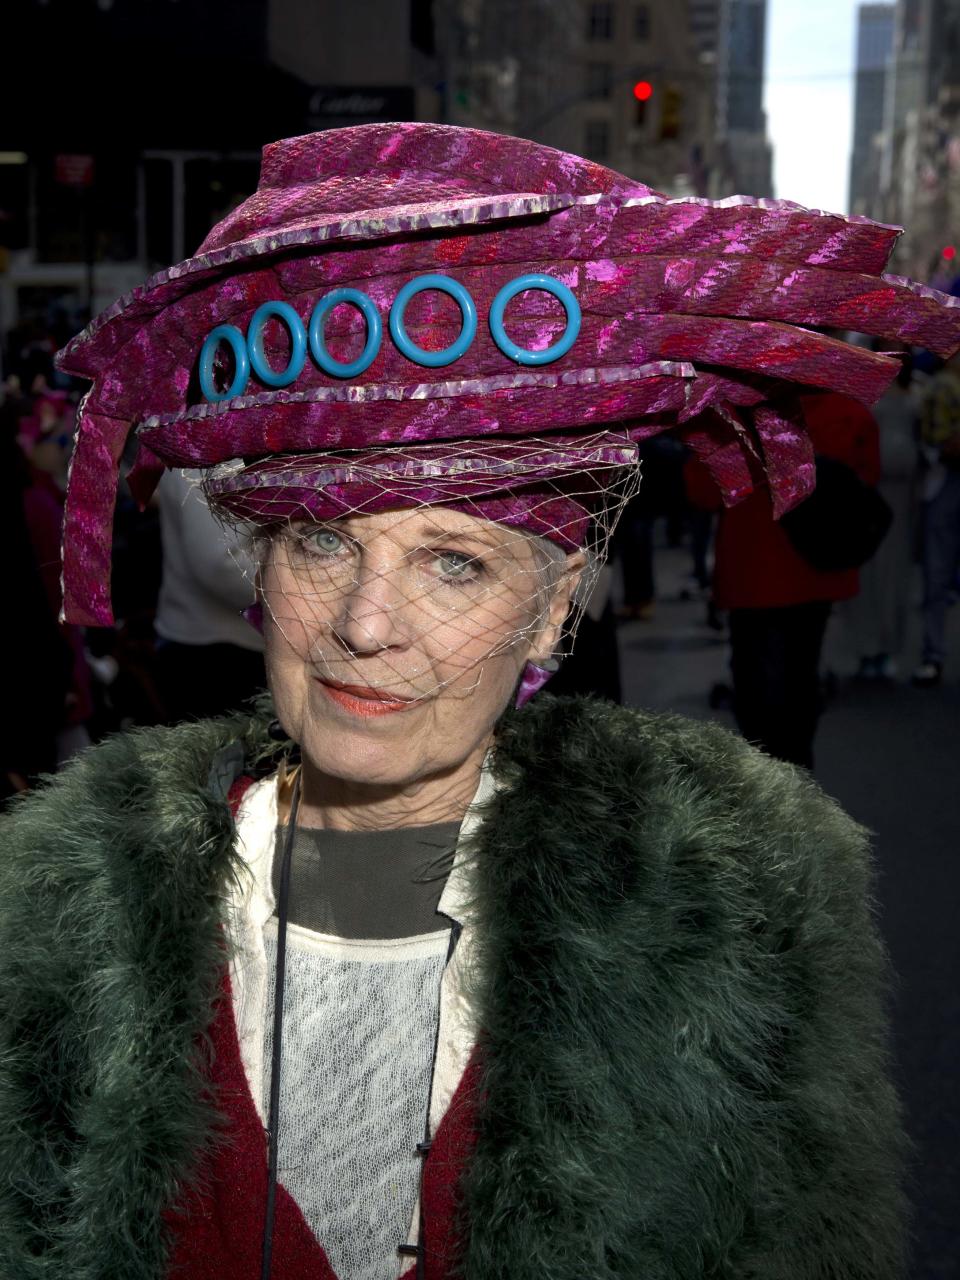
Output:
[201, 431, 642, 704]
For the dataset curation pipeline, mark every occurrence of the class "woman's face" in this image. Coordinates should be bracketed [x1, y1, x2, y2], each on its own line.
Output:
[261, 506, 579, 790]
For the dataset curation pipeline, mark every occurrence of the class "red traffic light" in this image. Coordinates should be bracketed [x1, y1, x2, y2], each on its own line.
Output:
[633, 81, 654, 102]
[943, 245, 957, 261]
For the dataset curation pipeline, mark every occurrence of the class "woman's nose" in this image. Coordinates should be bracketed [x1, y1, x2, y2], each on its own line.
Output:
[331, 562, 413, 654]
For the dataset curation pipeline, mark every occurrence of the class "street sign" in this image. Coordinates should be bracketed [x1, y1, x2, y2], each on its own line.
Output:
[307, 86, 415, 126]
[54, 154, 95, 187]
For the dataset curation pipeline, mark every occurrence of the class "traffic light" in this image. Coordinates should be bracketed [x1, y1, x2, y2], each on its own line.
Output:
[660, 85, 682, 141]
[633, 80, 653, 126]
[943, 245, 957, 262]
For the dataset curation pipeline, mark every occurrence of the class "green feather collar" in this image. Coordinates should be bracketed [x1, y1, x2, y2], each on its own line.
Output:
[0, 698, 905, 1279]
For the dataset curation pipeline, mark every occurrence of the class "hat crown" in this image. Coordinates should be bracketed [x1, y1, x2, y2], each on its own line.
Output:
[54, 122, 960, 631]
[197, 122, 651, 256]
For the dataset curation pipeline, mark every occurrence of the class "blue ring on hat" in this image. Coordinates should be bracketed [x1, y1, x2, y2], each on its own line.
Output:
[198, 324, 250, 402]
[247, 300, 307, 388]
[309, 289, 382, 379]
[489, 274, 581, 366]
[389, 274, 478, 368]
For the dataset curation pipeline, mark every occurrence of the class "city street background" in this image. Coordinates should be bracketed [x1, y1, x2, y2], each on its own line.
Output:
[3, 1, 958, 1276]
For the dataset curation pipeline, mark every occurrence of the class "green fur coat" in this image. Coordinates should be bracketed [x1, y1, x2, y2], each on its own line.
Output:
[0, 696, 905, 1279]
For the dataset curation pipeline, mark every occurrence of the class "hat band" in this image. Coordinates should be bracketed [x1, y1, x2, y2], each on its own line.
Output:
[197, 272, 582, 403]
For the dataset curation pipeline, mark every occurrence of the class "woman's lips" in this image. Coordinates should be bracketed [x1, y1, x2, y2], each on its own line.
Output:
[315, 678, 419, 718]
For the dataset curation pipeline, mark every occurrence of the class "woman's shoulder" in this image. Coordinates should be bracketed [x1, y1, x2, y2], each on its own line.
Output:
[0, 709, 277, 911]
[501, 693, 815, 793]
[497, 696, 872, 911]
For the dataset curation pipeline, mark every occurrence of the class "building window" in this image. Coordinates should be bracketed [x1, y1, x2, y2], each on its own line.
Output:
[634, 4, 651, 41]
[587, 2, 613, 40]
[584, 119, 611, 161]
[586, 62, 613, 100]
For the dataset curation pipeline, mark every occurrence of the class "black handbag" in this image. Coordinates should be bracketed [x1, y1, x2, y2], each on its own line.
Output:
[779, 455, 893, 572]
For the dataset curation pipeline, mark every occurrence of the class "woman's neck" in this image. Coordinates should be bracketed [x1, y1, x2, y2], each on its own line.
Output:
[293, 741, 488, 831]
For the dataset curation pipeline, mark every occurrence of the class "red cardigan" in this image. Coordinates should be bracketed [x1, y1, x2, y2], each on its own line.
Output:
[163, 972, 479, 1279]
[163, 777, 479, 1279]
[687, 394, 881, 610]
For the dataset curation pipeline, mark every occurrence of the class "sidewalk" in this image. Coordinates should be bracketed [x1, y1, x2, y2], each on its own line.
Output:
[616, 545, 959, 1280]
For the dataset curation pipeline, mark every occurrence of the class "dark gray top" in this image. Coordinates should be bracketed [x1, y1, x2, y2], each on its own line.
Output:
[271, 821, 462, 939]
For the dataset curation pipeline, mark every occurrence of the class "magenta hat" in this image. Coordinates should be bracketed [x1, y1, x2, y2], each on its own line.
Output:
[56, 122, 960, 625]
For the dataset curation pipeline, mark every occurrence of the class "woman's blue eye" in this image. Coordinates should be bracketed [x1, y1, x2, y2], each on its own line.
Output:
[437, 551, 477, 579]
[310, 529, 345, 555]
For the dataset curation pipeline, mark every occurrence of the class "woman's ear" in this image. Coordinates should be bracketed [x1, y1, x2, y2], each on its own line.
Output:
[528, 550, 587, 666]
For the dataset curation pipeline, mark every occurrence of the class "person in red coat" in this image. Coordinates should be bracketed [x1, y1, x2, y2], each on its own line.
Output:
[688, 392, 881, 769]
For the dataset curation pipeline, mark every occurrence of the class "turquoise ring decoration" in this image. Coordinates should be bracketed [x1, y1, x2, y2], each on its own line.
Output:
[198, 324, 250, 403]
[195, 272, 581, 402]
[247, 300, 308, 389]
[489, 274, 581, 366]
[388, 274, 478, 368]
[309, 289, 382, 379]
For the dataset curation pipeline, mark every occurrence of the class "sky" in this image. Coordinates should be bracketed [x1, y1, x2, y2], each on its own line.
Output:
[764, 0, 865, 213]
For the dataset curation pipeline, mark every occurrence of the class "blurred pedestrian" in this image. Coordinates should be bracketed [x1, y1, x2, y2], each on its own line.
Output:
[0, 410, 74, 796]
[845, 357, 921, 679]
[548, 563, 622, 702]
[687, 504, 714, 594]
[912, 350, 960, 686]
[154, 467, 265, 723]
[689, 392, 881, 769]
[613, 489, 655, 622]
[613, 437, 685, 620]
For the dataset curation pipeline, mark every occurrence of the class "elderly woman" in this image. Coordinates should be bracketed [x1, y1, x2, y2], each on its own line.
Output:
[3, 124, 959, 1280]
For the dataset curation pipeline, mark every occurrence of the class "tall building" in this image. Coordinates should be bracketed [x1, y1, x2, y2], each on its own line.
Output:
[573, 0, 708, 192]
[718, 0, 766, 133]
[849, 4, 895, 218]
[0, 0, 441, 349]
[684, 0, 773, 196]
[714, 0, 773, 195]
[269, 0, 441, 129]
[572, 0, 713, 195]
[440, 1, 715, 196]
[877, 0, 960, 278]
[438, 0, 582, 154]
[689, 0, 722, 54]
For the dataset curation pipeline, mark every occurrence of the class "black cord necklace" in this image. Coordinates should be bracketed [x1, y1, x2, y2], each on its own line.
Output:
[260, 766, 301, 1280]
[259, 770, 460, 1280]
[398, 917, 461, 1280]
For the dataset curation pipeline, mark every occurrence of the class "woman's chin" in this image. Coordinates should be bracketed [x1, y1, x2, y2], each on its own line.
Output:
[301, 701, 434, 788]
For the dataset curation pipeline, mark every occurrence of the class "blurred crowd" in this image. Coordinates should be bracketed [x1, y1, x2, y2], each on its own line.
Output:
[561, 340, 960, 769]
[2, 329, 266, 802]
[4, 325, 960, 798]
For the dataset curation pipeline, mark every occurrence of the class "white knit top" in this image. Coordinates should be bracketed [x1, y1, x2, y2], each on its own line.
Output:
[227, 770, 490, 1280]
[262, 922, 449, 1280]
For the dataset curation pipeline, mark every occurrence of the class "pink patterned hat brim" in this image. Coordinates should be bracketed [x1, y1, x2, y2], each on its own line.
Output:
[55, 123, 960, 626]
